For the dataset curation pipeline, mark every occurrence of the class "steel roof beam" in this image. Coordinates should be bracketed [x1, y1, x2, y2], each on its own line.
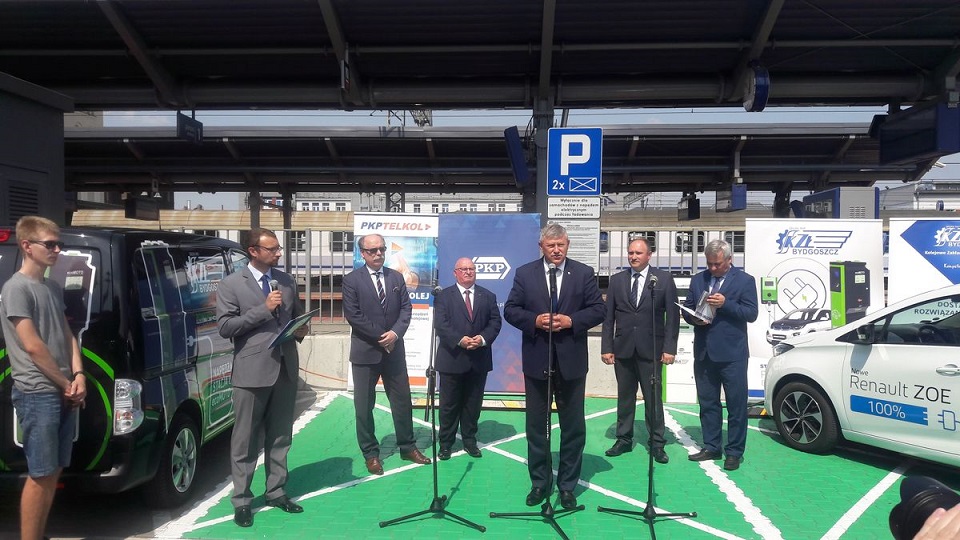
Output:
[317, 0, 364, 107]
[729, 0, 784, 102]
[537, 0, 557, 100]
[96, 0, 181, 107]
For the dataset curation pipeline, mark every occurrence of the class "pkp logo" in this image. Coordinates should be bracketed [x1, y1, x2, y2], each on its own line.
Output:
[473, 256, 511, 280]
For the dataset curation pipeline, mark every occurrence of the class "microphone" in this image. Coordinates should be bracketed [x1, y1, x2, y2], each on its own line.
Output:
[648, 275, 658, 289]
[432, 286, 443, 296]
[269, 279, 280, 315]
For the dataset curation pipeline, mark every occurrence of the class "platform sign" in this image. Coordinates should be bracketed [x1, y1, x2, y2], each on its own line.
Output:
[547, 128, 602, 196]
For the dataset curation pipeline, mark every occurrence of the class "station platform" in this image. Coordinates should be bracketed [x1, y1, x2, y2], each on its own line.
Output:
[151, 390, 958, 540]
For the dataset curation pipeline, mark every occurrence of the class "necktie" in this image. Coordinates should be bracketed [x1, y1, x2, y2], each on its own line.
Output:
[260, 275, 270, 297]
[631, 273, 640, 308]
[549, 267, 559, 313]
[375, 271, 385, 308]
[710, 276, 722, 295]
[464, 289, 474, 320]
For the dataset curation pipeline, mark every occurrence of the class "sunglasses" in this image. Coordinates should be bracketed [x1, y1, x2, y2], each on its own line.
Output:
[362, 247, 387, 254]
[29, 240, 65, 250]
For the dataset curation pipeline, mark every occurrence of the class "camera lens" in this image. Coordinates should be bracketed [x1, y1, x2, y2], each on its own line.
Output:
[890, 476, 960, 540]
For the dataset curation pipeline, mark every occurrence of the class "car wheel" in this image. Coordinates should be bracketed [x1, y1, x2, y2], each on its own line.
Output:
[773, 382, 839, 454]
[144, 415, 200, 508]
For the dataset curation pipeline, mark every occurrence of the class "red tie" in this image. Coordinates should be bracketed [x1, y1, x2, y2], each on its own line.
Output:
[464, 289, 474, 321]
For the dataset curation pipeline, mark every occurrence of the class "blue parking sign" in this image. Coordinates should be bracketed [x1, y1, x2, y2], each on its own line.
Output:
[547, 127, 602, 196]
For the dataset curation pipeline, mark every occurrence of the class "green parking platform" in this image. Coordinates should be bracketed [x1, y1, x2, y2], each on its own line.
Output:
[156, 390, 960, 539]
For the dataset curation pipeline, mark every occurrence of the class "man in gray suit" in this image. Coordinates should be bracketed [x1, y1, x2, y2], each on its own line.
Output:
[217, 228, 307, 528]
[342, 233, 430, 476]
[601, 237, 679, 464]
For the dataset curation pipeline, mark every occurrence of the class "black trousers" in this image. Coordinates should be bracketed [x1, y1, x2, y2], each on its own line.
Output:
[613, 354, 666, 449]
[352, 358, 416, 459]
[438, 369, 488, 449]
[524, 373, 586, 493]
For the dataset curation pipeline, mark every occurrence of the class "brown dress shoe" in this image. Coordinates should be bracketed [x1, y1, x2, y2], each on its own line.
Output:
[365, 456, 384, 475]
[400, 448, 431, 464]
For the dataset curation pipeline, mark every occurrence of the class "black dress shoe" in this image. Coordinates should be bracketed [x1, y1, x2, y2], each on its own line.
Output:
[525, 487, 547, 506]
[234, 505, 253, 527]
[559, 490, 578, 510]
[724, 455, 743, 471]
[688, 449, 722, 462]
[604, 440, 632, 457]
[267, 496, 303, 513]
[652, 447, 669, 464]
[437, 447, 452, 461]
[464, 445, 482, 458]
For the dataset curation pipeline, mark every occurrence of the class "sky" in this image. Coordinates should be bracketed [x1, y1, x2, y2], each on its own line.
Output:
[103, 107, 960, 211]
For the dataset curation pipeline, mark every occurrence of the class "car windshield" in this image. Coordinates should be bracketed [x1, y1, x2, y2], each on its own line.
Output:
[784, 310, 816, 322]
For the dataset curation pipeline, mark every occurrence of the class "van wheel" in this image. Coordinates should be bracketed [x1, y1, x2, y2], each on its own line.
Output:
[145, 415, 200, 508]
[773, 382, 839, 454]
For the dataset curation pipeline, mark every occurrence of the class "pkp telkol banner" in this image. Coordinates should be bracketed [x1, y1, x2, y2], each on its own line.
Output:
[438, 213, 542, 393]
[351, 213, 439, 388]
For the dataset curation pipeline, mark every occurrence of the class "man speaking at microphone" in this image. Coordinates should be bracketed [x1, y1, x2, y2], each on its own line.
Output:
[434, 257, 502, 460]
[504, 223, 605, 510]
[217, 227, 307, 527]
[600, 237, 679, 464]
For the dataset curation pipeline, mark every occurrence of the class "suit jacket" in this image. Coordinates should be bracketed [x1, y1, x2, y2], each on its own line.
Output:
[342, 265, 412, 365]
[434, 284, 502, 374]
[682, 266, 758, 363]
[216, 267, 303, 388]
[504, 257, 605, 380]
[601, 266, 679, 360]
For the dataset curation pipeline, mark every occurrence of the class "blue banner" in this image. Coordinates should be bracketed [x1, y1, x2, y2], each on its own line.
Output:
[438, 213, 541, 393]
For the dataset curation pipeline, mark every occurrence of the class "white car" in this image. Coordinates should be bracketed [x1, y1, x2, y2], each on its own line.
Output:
[765, 308, 832, 345]
[764, 284, 960, 467]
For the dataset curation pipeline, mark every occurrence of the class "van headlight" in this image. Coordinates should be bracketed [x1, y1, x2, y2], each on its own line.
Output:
[114, 379, 144, 435]
[772, 343, 795, 357]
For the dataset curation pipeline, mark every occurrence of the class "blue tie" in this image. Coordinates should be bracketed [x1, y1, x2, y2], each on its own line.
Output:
[260, 275, 270, 297]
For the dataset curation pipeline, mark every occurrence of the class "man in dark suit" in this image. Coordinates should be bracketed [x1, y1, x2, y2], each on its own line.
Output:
[342, 233, 430, 477]
[504, 223, 605, 510]
[217, 227, 307, 528]
[682, 239, 758, 471]
[434, 257, 502, 460]
[601, 237, 679, 464]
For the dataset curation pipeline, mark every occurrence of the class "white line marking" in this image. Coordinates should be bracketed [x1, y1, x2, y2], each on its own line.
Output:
[665, 411, 785, 539]
[159, 390, 339, 537]
[819, 462, 911, 540]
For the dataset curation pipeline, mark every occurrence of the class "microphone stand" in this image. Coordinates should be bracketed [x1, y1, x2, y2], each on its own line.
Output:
[598, 275, 697, 539]
[490, 266, 582, 540]
[379, 286, 485, 533]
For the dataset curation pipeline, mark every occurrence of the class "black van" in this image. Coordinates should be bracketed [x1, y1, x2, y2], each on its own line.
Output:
[0, 228, 247, 507]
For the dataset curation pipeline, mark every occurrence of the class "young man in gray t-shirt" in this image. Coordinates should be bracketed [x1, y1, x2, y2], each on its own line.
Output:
[0, 215, 83, 540]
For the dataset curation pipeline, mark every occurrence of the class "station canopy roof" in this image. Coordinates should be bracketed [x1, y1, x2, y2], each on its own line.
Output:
[4, 0, 960, 194]
[65, 123, 927, 196]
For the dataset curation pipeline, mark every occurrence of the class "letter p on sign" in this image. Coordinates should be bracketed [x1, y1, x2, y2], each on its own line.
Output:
[560, 134, 591, 175]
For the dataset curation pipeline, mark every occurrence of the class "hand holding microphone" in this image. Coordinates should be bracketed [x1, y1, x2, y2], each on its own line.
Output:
[266, 279, 282, 313]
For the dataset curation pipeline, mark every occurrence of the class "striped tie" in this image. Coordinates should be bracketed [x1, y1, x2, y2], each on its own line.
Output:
[464, 289, 474, 321]
[375, 271, 385, 308]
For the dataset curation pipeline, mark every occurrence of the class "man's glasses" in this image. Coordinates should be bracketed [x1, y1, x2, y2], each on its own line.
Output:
[29, 240, 65, 250]
[362, 247, 387, 254]
[455, 268, 476, 274]
[255, 245, 283, 254]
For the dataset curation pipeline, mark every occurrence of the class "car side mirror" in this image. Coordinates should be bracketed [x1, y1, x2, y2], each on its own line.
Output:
[855, 324, 874, 344]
